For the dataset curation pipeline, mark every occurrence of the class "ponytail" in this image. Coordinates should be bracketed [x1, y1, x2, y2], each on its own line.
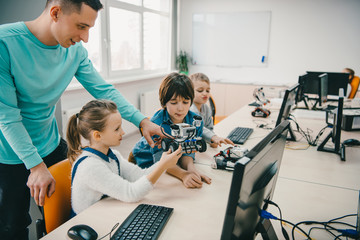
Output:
[66, 114, 82, 164]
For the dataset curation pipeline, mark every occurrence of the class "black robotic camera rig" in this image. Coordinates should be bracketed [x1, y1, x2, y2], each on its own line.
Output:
[161, 115, 207, 154]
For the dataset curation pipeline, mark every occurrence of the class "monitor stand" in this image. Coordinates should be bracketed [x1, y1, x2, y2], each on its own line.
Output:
[287, 125, 296, 142]
[256, 218, 278, 240]
[317, 96, 344, 160]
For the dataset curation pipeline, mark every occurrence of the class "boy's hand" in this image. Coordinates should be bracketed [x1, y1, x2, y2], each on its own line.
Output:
[210, 135, 234, 148]
[191, 170, 212, 185]
[182, 172, 203, 188]
[199, 173, 212, 184]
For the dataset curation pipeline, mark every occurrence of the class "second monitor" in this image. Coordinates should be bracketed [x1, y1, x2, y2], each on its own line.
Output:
[306, 71, 349, 96]
[298, 71, 347, 109]
[220, 120, 290, 240]
[275, 83, 299, 141]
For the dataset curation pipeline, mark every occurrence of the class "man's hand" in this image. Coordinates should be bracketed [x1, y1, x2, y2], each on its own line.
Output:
[27, 162, 56, 206]
[139, 118, 167, 148]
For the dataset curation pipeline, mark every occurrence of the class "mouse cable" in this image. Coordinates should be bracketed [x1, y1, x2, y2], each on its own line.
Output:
[287, 115, 314, 145]
[252, 119, 274, 130]
[308, 219, 356, 237]
[328, 214, 357, 223]
[310, 124, 328, 146]
[98, 222, 119, 240]
[307, 226, 336, 238]
[261, 199, 358, 240]
[290, 220, 338, 240]
[292, 216, 358, 240]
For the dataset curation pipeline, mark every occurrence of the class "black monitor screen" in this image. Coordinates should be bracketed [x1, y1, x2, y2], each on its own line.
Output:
[306, 71, 349, 96]
[220, 120, 290, 240]
[319, 73, 328, 106]
[296, 74, 306, 103]
[299, 73, 319, 95]
[276, 84, 299, 127]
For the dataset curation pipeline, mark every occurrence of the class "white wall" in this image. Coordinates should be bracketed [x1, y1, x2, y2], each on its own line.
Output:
[178, 0, 360, 86]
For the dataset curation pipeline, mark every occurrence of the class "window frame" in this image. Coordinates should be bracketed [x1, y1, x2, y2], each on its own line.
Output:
[94, 0, 173, 80]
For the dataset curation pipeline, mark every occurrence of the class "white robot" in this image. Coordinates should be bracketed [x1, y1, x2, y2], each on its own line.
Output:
[161, 115, 207, 154]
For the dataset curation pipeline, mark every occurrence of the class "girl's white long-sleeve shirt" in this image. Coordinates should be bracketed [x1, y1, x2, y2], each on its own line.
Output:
[71, 147, 154, 214]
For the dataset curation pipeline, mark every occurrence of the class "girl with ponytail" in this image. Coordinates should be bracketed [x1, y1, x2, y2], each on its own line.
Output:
[67, 99, 182, 215]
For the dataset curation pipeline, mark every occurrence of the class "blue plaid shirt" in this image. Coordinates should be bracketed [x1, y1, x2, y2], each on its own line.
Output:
[132, 109, 203, 168]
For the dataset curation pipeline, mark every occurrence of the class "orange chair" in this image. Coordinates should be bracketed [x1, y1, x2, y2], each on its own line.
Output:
[36, 159, 72, 239]
[208, 95, 227, 125]
[348, 76, 360, 99]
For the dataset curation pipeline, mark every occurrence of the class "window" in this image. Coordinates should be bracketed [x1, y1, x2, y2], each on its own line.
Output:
[83, 0, 172, 80]
[84, 12, 102, 72]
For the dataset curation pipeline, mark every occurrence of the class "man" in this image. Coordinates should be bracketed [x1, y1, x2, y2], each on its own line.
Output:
[0, 0, 164, 239]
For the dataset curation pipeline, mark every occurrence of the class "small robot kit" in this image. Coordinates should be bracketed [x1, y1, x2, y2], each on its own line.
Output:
[251, 87, 271, 118]
[161, 115, 207, 154]
[251, 107, 271, 118]
[211, 146, 249, 171]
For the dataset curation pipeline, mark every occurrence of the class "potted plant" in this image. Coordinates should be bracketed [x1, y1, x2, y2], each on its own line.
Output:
[176, 50, 190, 75]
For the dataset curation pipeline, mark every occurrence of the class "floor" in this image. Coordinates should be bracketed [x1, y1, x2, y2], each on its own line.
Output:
[29, 132, 142, 240]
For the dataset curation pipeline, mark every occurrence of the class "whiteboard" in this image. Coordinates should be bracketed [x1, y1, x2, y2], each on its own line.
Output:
[192, 11, 271, 67]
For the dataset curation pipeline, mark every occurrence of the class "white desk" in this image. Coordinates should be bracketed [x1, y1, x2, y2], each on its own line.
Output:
[41, 103, 360, 240]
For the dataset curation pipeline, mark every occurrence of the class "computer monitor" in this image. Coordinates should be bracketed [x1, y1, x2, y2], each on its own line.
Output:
[306, 71, 349, 96]
[318, 73, 328, 106]
[275, 83, 299, 141]
[299, 73, 319, 95]
[297, 73, 322, 109]
[297, 72, 331, 109]
[220, 120, 290, 240]
[295, 74, 307, 104]
[317, 89, 344, 160]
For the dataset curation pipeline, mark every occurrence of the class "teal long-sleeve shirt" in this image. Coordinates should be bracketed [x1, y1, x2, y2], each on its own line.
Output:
[0, 22, 145, 169]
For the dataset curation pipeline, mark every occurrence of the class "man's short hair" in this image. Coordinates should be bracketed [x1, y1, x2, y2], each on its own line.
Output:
[46, 0, 103, 13]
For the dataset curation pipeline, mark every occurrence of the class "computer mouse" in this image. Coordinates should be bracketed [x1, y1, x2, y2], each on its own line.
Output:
[67, 224, 98, 240]
[343, 138, 360, 146]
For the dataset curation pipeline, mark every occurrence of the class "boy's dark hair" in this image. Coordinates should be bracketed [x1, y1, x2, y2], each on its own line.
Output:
[159, 72, 194, 108]
[46, 0, 103, 13]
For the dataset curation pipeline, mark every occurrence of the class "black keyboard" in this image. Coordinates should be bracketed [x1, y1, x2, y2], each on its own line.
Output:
[227, 127, 253, 144]
[110, 204, 173, 240]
